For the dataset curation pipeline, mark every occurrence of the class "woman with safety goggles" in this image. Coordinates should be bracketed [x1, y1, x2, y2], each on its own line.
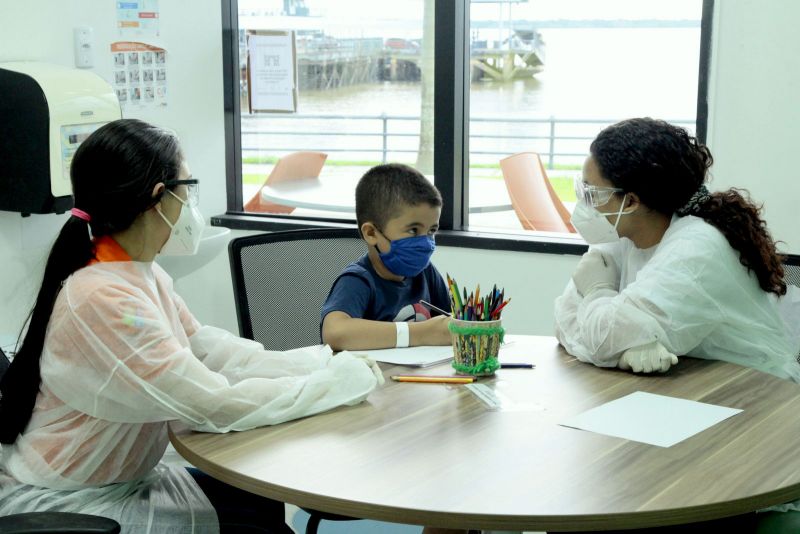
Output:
[555, 117, 800, 382]
[0, 119, 382, 532]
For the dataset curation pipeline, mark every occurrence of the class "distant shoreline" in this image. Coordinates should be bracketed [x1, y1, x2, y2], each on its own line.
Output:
[471, 19, 701, 29]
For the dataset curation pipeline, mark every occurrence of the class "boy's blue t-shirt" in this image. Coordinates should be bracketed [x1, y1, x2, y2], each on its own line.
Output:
[321, 254, 451, 323]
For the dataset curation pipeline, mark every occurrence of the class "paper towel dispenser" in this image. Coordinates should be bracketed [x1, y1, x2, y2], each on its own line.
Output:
[0, 62, 121, 215]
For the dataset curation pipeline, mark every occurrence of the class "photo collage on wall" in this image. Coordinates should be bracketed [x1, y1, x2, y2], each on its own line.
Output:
[111, 41, 168, 109]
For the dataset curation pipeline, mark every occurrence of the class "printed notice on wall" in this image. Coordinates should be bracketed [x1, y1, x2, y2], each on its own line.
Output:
[117, 0, 160, 37]
[247, 30, 297, 113]
[111, 42, 168, 110]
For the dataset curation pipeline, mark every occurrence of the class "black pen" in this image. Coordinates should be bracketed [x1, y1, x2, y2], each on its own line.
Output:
[500, 363, 534, 369]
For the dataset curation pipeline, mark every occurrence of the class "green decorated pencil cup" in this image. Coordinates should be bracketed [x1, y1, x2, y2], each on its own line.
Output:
[449, 319, 504, 376]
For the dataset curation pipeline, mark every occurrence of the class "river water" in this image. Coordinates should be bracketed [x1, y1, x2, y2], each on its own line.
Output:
[242, 27, 701, 167]
[241, 26, 702, 227]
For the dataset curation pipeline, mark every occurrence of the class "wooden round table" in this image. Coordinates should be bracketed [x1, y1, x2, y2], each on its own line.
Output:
[169, 336, 800, 531]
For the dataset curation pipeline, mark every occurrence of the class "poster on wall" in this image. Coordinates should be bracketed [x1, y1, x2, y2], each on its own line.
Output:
[116, 0, 160, 37]
[247, 30, 297, 113]
[110, 42, 168, 110]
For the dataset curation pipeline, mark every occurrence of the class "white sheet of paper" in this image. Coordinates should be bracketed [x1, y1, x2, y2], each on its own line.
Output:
[559, 391, 742, 448]
[352, 346, 453, 367]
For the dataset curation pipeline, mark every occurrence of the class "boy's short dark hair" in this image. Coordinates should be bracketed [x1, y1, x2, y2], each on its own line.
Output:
[355, 163, 442, 230]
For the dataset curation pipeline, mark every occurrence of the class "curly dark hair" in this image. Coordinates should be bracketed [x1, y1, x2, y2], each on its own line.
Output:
[590, 118, 785, 296]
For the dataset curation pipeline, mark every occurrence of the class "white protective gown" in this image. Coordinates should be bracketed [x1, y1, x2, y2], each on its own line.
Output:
[0, 249, 380, 532]
[555, 214, 800, 383]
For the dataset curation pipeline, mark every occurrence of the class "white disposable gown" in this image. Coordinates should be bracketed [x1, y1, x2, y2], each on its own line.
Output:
[555, 215, 800, 383]
[0, 245, 380, 532]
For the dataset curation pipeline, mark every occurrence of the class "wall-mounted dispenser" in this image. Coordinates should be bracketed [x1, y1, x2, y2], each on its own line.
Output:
[0, 62, 121, 216]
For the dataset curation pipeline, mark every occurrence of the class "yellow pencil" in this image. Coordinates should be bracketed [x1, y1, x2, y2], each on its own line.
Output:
[390, 375, 476, 384]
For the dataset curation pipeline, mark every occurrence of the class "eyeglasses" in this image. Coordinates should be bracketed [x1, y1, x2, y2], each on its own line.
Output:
[164, 179, 199, 207]
[573, 175, 623, 208]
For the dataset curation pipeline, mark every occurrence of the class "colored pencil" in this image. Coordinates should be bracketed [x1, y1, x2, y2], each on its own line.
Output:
[391, 375, 476, 384]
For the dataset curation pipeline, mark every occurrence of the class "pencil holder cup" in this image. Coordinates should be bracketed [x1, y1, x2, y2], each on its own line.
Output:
[448, 319, 504, 376]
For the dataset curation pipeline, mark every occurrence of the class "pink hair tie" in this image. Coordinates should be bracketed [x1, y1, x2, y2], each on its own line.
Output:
[70, 208, 92, 222]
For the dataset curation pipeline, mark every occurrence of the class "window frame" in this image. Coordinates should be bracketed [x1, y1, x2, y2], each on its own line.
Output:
[217, 0, 713, 256]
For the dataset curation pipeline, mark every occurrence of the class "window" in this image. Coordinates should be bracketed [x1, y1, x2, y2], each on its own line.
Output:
[221, 0, 711, 251]
[466, 0, 705, 235]
[231, 0, 433, 221]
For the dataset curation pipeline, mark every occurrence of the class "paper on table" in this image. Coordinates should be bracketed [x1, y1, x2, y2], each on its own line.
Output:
[559, 391, 742, 448]
[352, 346, 453, 367]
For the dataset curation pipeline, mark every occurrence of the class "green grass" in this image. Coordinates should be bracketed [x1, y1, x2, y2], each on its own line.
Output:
[550, 176, 576, 202]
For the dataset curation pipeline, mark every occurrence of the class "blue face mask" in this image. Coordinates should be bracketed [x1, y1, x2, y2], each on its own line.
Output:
[376, 232, 436, 278]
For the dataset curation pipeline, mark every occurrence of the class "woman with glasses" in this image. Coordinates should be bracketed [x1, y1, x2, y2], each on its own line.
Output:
[0, 119, 382, 533]
[554, 117, 800, 382]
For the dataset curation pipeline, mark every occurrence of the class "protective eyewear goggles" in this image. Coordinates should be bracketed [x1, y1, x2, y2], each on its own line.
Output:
[164, 179, 199, 207]
[573, 175, 624, 208]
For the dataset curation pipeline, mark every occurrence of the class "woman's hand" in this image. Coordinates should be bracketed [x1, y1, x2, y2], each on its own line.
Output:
[618, 341, 679, 373]
[349, 353, 385, 385]
[572, 249, 619, 297]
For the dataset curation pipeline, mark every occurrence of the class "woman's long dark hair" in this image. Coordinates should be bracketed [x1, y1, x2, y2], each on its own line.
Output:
[590, 117, 785, 296]
[0, 119, 183, 444]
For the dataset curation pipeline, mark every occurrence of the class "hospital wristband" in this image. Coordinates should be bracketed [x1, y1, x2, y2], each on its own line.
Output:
[395, 321, 410, 348]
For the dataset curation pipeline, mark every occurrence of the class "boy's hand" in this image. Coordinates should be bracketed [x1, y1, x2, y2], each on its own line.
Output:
[412, 315, 452, 346]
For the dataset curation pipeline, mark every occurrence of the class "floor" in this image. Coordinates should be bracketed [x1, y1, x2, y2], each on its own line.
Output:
[290, 507, 543, 534]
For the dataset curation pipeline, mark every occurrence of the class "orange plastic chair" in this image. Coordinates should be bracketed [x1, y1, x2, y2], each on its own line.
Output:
[244, 151, 328, 214]
[499, 152, 576, 233]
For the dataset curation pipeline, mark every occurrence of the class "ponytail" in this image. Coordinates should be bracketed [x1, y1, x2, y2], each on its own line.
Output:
[0, 217, 95, 443]
[692, 189, 786, 296]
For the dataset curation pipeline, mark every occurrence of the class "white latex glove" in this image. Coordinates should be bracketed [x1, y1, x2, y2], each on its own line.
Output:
[345, 352, 386, 386]
[572, 249, 619, 297]
[618, 341, 679, 373]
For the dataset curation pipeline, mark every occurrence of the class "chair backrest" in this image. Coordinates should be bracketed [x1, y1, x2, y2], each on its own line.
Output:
[783, 256, 800, 365]
[784, 254, 800, 289]
[0, 346, 9, 380]
[243, 151, 328, 214]
[267, 151, 327, 185]
[499, 152, 576, 233]
[229, 228, 366, 350]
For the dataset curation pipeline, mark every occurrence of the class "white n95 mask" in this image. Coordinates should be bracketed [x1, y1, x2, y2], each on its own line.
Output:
[157, 191, 205, 256]
[570, 195, 632, 244]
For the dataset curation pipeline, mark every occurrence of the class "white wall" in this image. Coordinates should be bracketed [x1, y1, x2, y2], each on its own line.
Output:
[0, 0, 227, 338]
[705, 0, 800, 253]
[1, 0, 798, 341]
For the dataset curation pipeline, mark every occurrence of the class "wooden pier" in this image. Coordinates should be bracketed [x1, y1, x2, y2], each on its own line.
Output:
[292, 36, 543, 90]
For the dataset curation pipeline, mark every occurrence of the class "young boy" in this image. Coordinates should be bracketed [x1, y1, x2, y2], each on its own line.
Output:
[321, 163, 453, 351]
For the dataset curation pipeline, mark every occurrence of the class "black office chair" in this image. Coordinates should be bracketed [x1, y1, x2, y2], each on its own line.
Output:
[782, 254, 800, 365]
[229, 228, 366, 534]
[783, 254, 800, 289]
[229, 228, 366, 350]
[0, 348, 121, 534]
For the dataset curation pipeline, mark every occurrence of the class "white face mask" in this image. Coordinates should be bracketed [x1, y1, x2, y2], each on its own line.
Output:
[570, 194, 633, 244]
[157, 190, 205, 256]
